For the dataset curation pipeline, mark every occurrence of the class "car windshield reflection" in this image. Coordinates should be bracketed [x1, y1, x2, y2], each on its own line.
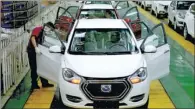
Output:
[68, 29, 138, 55]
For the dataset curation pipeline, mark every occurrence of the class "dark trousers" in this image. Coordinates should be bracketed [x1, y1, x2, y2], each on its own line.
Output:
[27, 51, 48, 86]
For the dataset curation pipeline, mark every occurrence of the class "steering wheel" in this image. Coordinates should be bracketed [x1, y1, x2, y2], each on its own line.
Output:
[109, 43, 126, 50]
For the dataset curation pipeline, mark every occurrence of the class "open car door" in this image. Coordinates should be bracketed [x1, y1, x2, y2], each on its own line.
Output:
[36, 23, 72, 83]
[129, 21, 151, 41]
[131, 22, 170, 81]
[56, 6, 79, 23]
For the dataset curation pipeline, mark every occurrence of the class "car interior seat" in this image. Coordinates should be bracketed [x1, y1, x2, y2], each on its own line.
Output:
[84, 32, 97, 51]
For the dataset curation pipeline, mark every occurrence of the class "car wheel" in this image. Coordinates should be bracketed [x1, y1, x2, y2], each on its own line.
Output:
[168, 18, 172, 27]
[174, 19, 179, 31]
[144, 3, 148, 11]
[183, 24, 189, 40]
[54, 86, 64, 108]
[150, 8, 154, 15]
[54, 86, 74, 109]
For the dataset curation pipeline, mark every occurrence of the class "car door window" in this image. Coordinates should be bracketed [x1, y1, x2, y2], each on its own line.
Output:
[55, 22, 72, 42]
[116, 1, 129, 10]
[130, 21, 151, 40]
[142, 23, 166, 48]
[123, 7, 140, 21]
[41, 29, 62, 48]
[170, 1, 175, 7]
[56, 6, 79, 21]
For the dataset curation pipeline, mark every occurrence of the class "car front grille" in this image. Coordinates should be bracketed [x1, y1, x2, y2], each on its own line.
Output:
[81, 77, 131, 101]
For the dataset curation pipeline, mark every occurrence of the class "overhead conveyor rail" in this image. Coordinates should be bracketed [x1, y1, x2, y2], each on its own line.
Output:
[0, 1, 66, 108]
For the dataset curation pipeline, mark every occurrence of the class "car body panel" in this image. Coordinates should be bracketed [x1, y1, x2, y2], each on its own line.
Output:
[37, 19, 170, 108]
[184, 3, 195, 38]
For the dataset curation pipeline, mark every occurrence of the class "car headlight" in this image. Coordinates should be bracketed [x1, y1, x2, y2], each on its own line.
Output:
[128, 67, 147, 84]
[62, 68, 82, 84]
[178, 13, 185, 19]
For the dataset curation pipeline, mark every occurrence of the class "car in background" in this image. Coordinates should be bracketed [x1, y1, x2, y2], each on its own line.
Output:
[135, 1, 142, 5]
[55, 2, 141, 40]
[150, 1, 171, 18]
[36, 19, 170, 109]
[183, 3, 195, 40]
[141, 1, 152, 10]
[168, 1, 195, 31]
[84, 1, 112, 5]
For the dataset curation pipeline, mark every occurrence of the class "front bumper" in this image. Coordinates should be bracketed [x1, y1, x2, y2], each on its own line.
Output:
[59, 76, 150, 108]
[176, 17, 185, 28]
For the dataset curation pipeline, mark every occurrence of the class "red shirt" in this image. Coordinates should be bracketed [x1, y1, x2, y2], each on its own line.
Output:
[31, 26, 43, 37]
[27, 26, 43, 52]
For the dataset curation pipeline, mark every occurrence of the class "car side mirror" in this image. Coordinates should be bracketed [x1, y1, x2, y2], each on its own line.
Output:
[49, 45, 62, 53]
[190, 9, 195, 14]
[143, 45, 157, 53]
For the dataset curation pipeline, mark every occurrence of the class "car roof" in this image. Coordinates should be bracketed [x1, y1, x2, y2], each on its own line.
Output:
[82, 4, 114, 9]
[76, 19, 128, 29]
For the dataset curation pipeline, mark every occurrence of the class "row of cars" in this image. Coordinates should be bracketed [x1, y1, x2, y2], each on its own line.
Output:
[36, 1, 170, 109]
[135, 1, 195, 41]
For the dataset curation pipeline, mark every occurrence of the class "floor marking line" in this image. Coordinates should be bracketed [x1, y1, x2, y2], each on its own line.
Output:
[24, 81, 56, 108]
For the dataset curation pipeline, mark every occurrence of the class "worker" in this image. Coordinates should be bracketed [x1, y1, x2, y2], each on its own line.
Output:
[26, 22, 55, 90]
[104, 10, 114, 19]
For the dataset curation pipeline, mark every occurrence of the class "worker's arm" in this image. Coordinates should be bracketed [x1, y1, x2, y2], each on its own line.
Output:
[31, 36, 37, 48]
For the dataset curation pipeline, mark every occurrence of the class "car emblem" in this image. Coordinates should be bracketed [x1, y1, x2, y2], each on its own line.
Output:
[101, 85, 112, 93]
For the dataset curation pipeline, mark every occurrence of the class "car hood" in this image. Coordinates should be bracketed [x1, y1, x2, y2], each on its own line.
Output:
[64, 54, 144, 78]
[157, 1, 171, 5]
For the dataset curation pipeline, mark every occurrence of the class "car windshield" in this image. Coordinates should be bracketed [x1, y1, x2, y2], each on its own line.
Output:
[79, 9, 117, 19]
[85, 1, 111, 4]
[68, 29, 138, 55]
[177, 1, 195, 10]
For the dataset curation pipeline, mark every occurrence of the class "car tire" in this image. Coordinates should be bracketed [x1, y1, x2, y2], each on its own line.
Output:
[144, 3, 148, 11]
[54, 86, 74, 109]
[174, 19, 179, 32]
[168, 18, 172, 27]
[183, 24, 190, 40]
[150, 8, 154, 15]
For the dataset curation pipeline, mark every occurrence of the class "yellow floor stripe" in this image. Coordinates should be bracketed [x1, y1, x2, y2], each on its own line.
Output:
[137, 6, 194, 56]
[149, 80, 175, 108]
[24, 81, 56, 108]
[24, 80, 174, 108]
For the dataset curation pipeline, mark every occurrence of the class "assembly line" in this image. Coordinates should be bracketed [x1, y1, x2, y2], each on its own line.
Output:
[1, 1, 194, 109]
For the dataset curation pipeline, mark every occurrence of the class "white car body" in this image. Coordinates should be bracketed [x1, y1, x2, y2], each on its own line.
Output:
[37, 19, 170, 108]
[168, 1, 195, 30]
[151, 1, 171, 17]
[183, 3, 195, 38]
[141, 1, 152, 9]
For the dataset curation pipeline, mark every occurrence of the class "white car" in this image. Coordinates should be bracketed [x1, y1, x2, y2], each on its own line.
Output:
[36, 19, 170, 109]
[183, 3, 195, 39]
[84, 1, 113, 5]
[168, 1, 195, 31]
[141, 1, 152, 10]
[150, 1, 171, 18]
